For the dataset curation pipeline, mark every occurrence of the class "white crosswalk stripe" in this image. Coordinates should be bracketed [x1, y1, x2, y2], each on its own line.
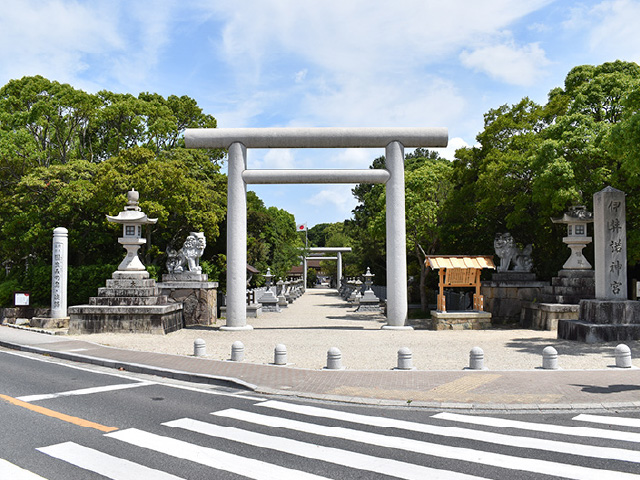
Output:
[164, 417, 485, 480]
[212, 407, 640, 480]
[257, 399, 640, 462]
[37, 442, 184, 479]
[433, 411, 640, 443]
[0, 458, 48, 480]
[31, 401, 640, 479]
[573, 413, 640, 429]
[105, 428, 329, 480]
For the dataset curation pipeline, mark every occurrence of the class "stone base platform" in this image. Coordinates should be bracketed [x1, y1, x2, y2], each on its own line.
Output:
[30, 316, 70, 329]
[558, 299, 640, 343]
[69, 271, 184, 335]
[520, 302, 579, 331]
[428, 310, 492, 330]
[68, 304, 183, 335]
[158, 276, 218, 327]
[481, 274, 547, 325]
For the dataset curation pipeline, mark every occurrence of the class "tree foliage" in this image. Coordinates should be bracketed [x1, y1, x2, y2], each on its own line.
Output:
[0, 75, 302, 304]
[441, 60, 640, 278]
[246, 191, 304, 284]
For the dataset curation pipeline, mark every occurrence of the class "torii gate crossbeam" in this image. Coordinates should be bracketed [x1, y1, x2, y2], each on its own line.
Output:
[185, 127, 448, 331]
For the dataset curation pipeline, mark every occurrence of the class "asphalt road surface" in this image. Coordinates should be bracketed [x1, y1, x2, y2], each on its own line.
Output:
[2, 348, 640, 479]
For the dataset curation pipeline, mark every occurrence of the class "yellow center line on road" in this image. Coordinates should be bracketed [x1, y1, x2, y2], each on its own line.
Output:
[0, 394, 118, 433]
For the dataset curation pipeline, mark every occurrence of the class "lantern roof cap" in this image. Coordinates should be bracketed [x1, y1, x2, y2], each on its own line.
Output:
[551, 205, 593, 224]
[106, 189, 158, 225]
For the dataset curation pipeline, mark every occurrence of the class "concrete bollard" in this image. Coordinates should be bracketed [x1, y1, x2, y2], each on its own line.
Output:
[274, 344, 288, 365]
[542, 346, 559, 370]
[193, 338, 206, 357]
[615, 344, 632, 368]
[325, 347, 344, 370]
[468, 346, 486, 370]
[231, 341, 245, 362]
[395, 347, 416, 370]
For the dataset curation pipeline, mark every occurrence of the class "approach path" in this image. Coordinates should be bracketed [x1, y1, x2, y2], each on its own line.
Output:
[2, 287, 640, 411]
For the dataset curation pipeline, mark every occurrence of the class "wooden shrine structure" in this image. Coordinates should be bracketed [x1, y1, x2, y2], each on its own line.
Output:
[425, 255, 495, 312]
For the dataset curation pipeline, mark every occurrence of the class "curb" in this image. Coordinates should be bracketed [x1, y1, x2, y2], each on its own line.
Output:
[0, 339, 257, 392]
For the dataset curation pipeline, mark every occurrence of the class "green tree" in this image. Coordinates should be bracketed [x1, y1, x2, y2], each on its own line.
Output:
[246, 191, 304, 283]
[441, 60, 640, 278]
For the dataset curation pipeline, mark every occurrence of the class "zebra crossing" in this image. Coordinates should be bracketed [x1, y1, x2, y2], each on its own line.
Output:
[4, 400, 640, 479]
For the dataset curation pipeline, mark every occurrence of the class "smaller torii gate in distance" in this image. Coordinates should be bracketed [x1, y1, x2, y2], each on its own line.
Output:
[185, 126, 448, 331]
[303, 247, 352, 289]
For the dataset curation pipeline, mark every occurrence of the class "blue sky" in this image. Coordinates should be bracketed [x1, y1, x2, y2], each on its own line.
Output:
[1, 0, 639, 228]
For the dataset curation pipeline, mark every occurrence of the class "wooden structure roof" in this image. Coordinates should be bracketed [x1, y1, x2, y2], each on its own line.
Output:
[425, 255, 495, 270]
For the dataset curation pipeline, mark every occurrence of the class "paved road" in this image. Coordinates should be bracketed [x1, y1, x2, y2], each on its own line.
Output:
[2, 350, 640, 479]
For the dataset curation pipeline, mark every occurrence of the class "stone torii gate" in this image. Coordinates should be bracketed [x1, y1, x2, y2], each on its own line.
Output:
[185, 127, 448, 330]
[304, 246, 352, 289]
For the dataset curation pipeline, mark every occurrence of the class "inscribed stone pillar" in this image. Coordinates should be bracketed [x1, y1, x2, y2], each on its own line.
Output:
[383, 141, 411, 329]
[225, 142, 252, 330]
[50, 227, 68, 319]
[594, 186, 627, 299]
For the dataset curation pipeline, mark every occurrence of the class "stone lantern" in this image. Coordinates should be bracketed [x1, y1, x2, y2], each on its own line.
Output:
[258, 267, 280, 312]
[106, 189, 158, 277]
[356, 267, 382, 312]
[551, 205, 594, 270]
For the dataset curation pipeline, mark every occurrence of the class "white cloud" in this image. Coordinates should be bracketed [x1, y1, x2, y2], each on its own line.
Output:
[435, 137, 470, 161]
[294, 69, 307, 83]
[587, 0, 640, 62]
[306, 185, 357, 218]
[0, 0, 122, 86]
[460, 42, 551, 86]
[199, 0, 552, 131]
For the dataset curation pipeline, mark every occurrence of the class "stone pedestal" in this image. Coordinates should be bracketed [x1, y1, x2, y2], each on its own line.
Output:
[558, 299, 640, 343]
[69, 272, 183, 334]
[158, 273, 218, 327]
[258, 287, 281, 313]
[428, 310, 492, 330]
[520, 303, 580, 331]
[481, 272, 547, 325]
[356, 289, 382, 312]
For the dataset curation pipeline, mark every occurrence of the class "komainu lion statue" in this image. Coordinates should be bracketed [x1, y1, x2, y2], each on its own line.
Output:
[166, 232, 206, 274]
[494, 233, 533, 272]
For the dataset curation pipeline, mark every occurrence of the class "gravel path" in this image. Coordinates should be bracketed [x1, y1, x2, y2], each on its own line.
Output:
[69, 287, 640, 371]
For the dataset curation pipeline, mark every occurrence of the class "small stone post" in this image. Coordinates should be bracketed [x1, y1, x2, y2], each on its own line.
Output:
[615, 344, 632, 368]
[395, 347, 415, 370]
[594, 187, 627, 299]
[193, 338, 206, 357]
[50, 227, 69, 319]
[274, 344, 287, 365]
[325, 347, 344, 370]
[542, 346, 559, 370]
[468, 346, 486, 370]
[231, 341, 245, 362]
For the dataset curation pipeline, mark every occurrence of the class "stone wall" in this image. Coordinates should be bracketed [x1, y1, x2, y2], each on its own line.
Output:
[1, 307, 50, 324]
[481, 273, 547, 325]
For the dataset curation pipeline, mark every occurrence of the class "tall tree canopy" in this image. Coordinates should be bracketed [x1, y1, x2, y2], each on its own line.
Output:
[441, 60, 640, 278]
[0, 76, 302, 305]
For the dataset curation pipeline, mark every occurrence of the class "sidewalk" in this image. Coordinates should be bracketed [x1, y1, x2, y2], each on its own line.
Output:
[2, 288, 640, 412]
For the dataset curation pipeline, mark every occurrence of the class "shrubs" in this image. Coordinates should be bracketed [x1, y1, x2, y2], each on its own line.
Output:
[0, 263, 117, 307]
